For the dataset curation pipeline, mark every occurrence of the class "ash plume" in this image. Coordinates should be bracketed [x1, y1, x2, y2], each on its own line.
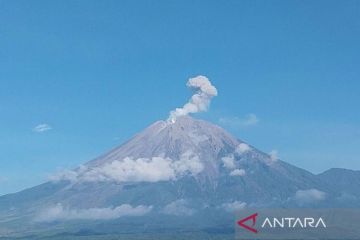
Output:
[168, 75, 217, 123]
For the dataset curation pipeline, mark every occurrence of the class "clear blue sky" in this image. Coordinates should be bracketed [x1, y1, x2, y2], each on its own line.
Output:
[1, 0, 359, 195]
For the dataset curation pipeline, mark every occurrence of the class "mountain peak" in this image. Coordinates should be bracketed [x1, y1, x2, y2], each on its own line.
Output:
[88, 116, 241, 168]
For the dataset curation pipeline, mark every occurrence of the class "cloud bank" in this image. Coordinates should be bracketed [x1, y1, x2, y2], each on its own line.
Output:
[168, 75, 217, 123]
[35, 204, 152, 222]
[50, 152, 204, 184]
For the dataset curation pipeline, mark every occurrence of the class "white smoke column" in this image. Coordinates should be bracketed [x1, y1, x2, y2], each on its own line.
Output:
[168, 75, 217, 123]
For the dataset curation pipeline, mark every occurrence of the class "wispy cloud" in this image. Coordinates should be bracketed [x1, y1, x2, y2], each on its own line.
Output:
[221, 201, 247, 212]
[219, 114, 259, 128]
[35, 203, 152, 222]
[162, 199, 195, 216]
[230, 169, 246, 176]
[294, 189, 326, 205]
[33, 123, 52, 133]
[269, 150, 278, 162]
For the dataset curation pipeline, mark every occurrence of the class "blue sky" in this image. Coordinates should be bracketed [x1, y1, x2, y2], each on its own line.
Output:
[0, 0, 359, 195]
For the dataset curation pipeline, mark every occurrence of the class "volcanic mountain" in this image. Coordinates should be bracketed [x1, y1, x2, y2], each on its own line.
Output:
[0, 116, 358, 238]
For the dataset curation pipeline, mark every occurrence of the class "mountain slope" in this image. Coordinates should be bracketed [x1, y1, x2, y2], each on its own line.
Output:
[317, 168, 360, 206]
[0, 116, 358, 237]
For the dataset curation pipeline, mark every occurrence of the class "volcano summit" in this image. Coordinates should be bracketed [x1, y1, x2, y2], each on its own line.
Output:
[1, 115, 359, 238]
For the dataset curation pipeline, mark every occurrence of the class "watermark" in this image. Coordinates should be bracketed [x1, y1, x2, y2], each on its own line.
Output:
[235, 208, 360, 239]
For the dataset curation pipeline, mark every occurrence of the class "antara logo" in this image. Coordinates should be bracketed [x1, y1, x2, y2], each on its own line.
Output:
[237, 213, 258, 233]
[237, 213, 327, 234]
[261, 217, 327, 228]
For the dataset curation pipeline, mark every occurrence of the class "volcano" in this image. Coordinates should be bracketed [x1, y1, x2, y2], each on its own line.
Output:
[0, 116, 359, 238]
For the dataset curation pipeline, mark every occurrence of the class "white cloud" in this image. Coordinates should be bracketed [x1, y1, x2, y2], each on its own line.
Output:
[221, 155, 246, 176]
[230, 169, 246, 176]
[219, 114, 259, 128]
[221, 201, 247, 212]
[168, 75, 217, 123]
[221, 155, 236, 169]
[295, 189, 326, 205]
[236, 143, 251, 154]
[50, 152, 204, 184]
[162, 199, 194, 216]
[172, 151, 204, 176]
[35, 203, 152, 222]
[33, 123, 52, 133]
[269, 150, 278, 162]
[83, 157, 176, 183]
